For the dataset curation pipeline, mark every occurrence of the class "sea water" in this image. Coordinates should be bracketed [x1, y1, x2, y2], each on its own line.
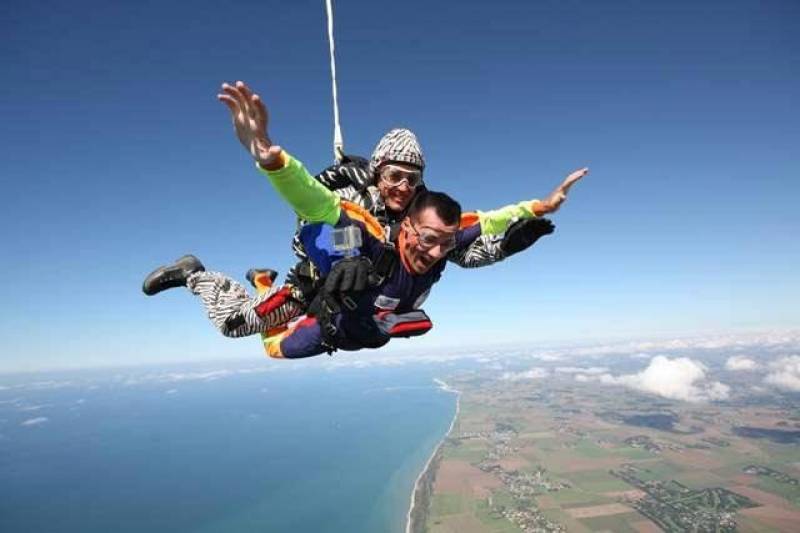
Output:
[0, 362, 457, 533]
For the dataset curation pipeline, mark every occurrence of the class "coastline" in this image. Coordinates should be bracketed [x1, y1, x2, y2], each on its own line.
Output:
[405, 378, 461, 533]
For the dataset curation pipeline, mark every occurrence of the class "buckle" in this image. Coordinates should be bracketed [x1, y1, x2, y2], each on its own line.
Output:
[323, 322, 338, 338]
[341, 295, 358, 311]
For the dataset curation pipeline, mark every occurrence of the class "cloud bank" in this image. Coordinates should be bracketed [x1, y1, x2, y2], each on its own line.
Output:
[500, 368, 549, 381]
[576, 356, 730, 402]
[725, 356, 759, 371]
[530, 330, 800, 362]
[764, 356, 800, 392]
[555, 366, 608, 375]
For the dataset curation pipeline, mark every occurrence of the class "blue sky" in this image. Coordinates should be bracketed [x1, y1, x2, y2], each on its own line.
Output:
[1, 0, 798, 372]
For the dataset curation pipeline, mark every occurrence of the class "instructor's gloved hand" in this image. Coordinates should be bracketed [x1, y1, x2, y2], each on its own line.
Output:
[339, 153, 369, 168]
[337, 154, 371, 189]
[324, 257, 373, 310]
[500, 218, 556, 257]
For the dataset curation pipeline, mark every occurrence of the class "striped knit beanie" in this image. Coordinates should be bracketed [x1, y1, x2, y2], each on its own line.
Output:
[369, 128, 426, 177]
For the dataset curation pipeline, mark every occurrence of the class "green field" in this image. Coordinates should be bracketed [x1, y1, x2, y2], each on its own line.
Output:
[579, 513, 641, 532]
[629, 461, 684, 481]
[548, 488, 615, 507]
[474, 500, 522, 532]
[562, 469, 633, 493]
[756, 477, 800, 505]
[443, 442, 488, 462]
[489, 489, 517, 509]
[524, 438, 561, 452]
[672, 469, 729, 488]
[568, 439, 655, 461]
[572, 440, 613, 458]
[616, 447, 657, 460]
[430, 493, 466, 516]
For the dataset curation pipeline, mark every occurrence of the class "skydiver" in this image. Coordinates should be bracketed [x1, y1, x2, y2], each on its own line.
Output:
[220, 81, 587, 315]
[142, 81, 586, 359]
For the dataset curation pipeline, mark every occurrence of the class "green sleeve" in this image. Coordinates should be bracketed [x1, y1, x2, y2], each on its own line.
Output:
[477, 200, 538, 236]
[256, 152, 341, 225]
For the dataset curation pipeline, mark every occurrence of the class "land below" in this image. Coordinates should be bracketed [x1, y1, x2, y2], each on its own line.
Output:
[417, 371, 800, 532]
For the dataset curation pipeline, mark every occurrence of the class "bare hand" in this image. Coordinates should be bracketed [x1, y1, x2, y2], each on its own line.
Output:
[217, 81, 281, 167]
[538, 167, 588, 215]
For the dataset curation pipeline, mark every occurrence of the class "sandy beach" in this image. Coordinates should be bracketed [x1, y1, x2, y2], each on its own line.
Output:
[405, 378, 461, 533]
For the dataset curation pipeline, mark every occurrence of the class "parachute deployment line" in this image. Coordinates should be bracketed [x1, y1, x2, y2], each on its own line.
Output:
[325, 0, 344, 162]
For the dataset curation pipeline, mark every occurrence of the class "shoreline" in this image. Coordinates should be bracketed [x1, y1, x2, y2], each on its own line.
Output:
[405, 378, 461, 533]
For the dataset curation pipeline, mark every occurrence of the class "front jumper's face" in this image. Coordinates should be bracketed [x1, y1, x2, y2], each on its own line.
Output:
[401, 207, 459, 274]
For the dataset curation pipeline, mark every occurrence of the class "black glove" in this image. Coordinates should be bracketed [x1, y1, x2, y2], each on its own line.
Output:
[324, 256, 373, 309]
[339, 153, 369, 167]
[500, 218, 556, 257]
[308, 257, 373, 318]
[337, 154, 371, 189]
[315, 154, 370, 190]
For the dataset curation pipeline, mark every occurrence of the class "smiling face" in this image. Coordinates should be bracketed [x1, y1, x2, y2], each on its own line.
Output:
[376, 163, 422, 213]
[400, 207, 460, 274]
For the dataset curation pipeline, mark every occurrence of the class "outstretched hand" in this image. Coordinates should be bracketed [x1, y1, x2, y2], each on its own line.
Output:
[536, 167, 589, 215]
[217, 81, 282, 168]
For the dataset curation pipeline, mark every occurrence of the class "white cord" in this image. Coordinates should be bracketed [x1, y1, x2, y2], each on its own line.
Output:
[325, 0, 344, 162]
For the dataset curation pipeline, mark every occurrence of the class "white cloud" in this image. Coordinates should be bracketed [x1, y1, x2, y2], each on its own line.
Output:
[530, 353, 564, 362]
[21, 417, 49, 427]
[500, 368, 549, 381]
[18, 404, 49, 412]
[320, 351, 493, 370]
[534, 330, 800, 362]
[705, 381, 732, 400]
[555, 366, 608, 375]
[576, 356, 730, 402]
[119, 366, 273, 387]
[24, 380, 75, 390]
[764, 356, 800, 392]
[725, 356, 759, 371]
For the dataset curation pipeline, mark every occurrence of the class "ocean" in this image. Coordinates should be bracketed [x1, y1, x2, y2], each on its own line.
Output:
[0, 361, 458, 532]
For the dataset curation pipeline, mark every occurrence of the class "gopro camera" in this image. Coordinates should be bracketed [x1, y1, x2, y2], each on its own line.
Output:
[331, 225, 362, 256]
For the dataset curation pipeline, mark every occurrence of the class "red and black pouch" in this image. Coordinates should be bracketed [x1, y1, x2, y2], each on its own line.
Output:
[374, 310, 433, 338]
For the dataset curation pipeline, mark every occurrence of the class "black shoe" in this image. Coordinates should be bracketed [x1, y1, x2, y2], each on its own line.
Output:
[142, 255, 205, 296]
[246, 268, 278, 288]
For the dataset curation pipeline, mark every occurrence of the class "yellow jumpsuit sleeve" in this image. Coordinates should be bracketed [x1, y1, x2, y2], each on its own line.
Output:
[256, 152, 342, 225]
[476, 200, 539, 236]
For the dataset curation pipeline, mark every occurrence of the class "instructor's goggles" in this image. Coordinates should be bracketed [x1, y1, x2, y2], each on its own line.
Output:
[378, 164, 423, 189]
